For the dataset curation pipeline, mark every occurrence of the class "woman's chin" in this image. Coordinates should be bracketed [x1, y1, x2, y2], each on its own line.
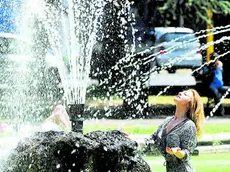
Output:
[174, 98, 178, 102]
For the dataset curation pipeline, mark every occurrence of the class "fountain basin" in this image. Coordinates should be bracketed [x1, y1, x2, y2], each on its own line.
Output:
[4, 130, 151, 172]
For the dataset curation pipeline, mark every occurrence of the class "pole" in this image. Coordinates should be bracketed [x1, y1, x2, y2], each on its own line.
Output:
[206, 8, 214, 62]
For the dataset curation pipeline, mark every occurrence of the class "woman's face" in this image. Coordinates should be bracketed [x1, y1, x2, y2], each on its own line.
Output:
[174, 90, 193, 106]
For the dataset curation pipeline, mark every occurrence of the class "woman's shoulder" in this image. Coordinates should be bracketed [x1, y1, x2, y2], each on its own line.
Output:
[164, 116, 174, 123]
[166, 116, 174, 120]
[184, 119, 196, 129]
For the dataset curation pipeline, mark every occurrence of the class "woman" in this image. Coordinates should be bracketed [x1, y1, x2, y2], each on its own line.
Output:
[151, 89, 205, 172]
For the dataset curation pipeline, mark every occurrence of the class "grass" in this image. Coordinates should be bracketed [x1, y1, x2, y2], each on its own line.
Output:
[83, 124, 158, 135]
[85, 95, 230, 107]
[203, 123, 230, 134]
[149, 95, 230, 105]
[1, 123, 229, 137]
[148, 95, 230, 105]
[0, 132, 13, 137]
[143, 153, 230, 172]
[83, 123, 230, 135]
[1, 95, 230, 137]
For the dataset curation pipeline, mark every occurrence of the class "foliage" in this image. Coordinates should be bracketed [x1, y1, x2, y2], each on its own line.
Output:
[155, 0, 230, 29]
[159, 0, 230, 21]
[212, 139, 222, 146]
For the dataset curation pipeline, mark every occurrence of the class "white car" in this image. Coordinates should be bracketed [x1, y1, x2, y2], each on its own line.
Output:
[151, 27, 203, 73]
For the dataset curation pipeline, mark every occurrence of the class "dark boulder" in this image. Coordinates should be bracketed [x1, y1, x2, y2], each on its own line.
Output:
[5, 130, 151, 172]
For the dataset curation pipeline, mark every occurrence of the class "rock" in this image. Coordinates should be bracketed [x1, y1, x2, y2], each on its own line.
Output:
[5, 130, 151, 172]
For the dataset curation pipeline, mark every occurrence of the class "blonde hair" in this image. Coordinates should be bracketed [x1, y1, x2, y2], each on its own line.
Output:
[187, 89, 205, 139]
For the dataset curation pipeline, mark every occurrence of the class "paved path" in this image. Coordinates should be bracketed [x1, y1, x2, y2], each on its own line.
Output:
[147, 73, 196, 86]
[147, 69, 196, 86]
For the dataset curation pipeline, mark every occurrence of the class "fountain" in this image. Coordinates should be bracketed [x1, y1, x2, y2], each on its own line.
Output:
[0, 0, 152, 171]
[0, 0, 105, 131]
[0, 0, 230, 171]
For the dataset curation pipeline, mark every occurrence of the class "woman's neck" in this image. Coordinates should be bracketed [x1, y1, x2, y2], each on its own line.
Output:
[174, 105, 187, 119]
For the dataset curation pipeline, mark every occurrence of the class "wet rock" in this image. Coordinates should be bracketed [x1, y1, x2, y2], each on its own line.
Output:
[5, 130, 151, 172]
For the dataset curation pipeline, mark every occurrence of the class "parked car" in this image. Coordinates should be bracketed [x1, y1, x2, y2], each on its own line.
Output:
[150, 27, 203, 73]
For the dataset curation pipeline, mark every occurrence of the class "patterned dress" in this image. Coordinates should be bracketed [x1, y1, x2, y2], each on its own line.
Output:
[152, 116, 197, 172]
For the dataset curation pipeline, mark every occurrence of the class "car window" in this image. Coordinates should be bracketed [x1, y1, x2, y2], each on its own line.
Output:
[0, 37, 31, 55]
[159, 33, 197, 42]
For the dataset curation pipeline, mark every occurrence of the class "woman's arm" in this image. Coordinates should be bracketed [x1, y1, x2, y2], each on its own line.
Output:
[151, 116, 173, 141]
[177, 122, 197, 161]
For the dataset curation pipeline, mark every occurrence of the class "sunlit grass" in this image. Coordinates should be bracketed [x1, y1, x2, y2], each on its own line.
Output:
[148, 95, 175, 105]
[143, 153, 230, 172]
[85, 95, 230, 107]
[83, 123, 230, 135]
[86, 97, 123, 107]
[0, 131, 14, 137]
[148, 95, 230, 105]
[203, 123, 230, 134]
[83, 124, 158, 135]
[1, 122, 229, 138]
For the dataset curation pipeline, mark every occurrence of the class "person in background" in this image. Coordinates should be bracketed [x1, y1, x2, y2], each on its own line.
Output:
[149, 89, 205, 172]
[209, 58, 229, 115]
[41, 104, 71, 132]
[0, 122, 12, 133]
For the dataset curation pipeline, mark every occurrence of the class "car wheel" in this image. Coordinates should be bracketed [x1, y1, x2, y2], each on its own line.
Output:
[167, 68, 176, 73]
[150, 59, 160, 74]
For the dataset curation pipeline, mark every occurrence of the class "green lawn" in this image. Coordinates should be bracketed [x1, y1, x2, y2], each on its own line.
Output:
[148, 95, 230, 105]
[1, 123, 229, 137]
[203, 123, 230, 134]
[1, 94, 230, 137]
[86, 95, 230, 107]
[84, 95, 230, 135]
[83, 123, 230, 135]
[1, 118, 230, 137]
[143, 153, 230, 172]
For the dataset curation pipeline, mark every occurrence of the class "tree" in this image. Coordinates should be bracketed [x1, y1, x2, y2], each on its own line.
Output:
[155, 0, 230, 30]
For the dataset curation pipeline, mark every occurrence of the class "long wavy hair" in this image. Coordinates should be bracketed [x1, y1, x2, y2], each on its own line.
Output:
[187, 89, 205, 139]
